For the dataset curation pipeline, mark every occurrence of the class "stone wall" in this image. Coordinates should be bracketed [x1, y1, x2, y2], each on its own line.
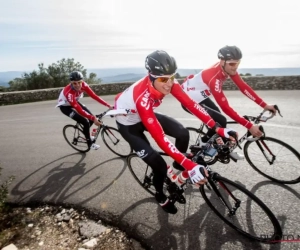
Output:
[0, 76, 299, 106]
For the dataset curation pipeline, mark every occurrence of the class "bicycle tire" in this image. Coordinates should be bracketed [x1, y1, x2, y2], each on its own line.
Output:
[127, 152, 172, 196]
[244, 136, 300, 184]
[63, 124, 90, 153]
[127, 153, 157, 196]
[186, 127, 218, 165]
[200, 175, 282, 243]
[101, 126, 133, 157]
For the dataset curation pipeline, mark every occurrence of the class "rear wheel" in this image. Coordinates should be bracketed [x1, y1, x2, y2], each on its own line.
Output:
[244, 136, 300, 184]
[63, 124, 90, 153]
[127, 152, 173, 196]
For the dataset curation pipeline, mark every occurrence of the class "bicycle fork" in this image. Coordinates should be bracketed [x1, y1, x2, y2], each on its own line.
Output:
[206, 175, 241, 216]
[256, 140, 276, 164]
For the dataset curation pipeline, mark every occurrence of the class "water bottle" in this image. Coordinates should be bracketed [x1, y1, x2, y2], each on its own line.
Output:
[91, 128, 97, 137]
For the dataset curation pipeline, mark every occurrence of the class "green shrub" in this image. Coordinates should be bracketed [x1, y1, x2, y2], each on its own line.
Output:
[0, 167, 15, 211]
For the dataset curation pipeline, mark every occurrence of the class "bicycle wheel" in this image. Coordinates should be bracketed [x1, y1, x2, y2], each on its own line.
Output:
[127, 152, 173, 196]
[186, 127, 217, 165]
[101, 126, 133, 157]
[244, 136, 300, 184]
[63, 124, 90, 153]
[200, 175, 282, 243]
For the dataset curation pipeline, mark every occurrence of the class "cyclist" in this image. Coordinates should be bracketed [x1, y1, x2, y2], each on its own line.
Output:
[181, 45, 277, 160]
[56, 71, 113, 150]
[114, 50, 237, 214]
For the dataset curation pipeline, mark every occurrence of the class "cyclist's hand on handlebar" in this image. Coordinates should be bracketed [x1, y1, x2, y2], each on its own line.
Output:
[264, 104, 277, 115]
[93, 117, 102, 126]
[188, 165, 208, 185]
[108, 105, 114, 110]
[249, 125, 263, 137]
[216, 128, 238, 142]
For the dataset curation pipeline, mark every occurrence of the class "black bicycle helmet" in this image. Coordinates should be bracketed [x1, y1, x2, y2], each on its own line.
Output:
[69, 71, 83, 81]
[217, 46, 242, 61]
[145, 50, 177, 76]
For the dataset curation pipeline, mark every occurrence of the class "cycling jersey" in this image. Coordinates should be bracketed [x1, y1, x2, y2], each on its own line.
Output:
[56, 82, 110, 120]
[115, 75, 216, 170]
[181, 62, 267, 129]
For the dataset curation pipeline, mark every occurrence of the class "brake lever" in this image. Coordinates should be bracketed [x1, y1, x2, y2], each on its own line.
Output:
[228, 131, 242, 149]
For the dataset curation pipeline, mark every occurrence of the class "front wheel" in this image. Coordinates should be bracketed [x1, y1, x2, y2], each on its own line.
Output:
[200, 175, 282, 243]
[244, 136, 300, 184]
[63, 124, 90, 153]
[101, 126, 133, 157]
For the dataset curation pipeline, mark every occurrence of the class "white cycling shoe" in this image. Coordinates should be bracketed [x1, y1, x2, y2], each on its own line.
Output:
[229, 151, 245, 160]
[90, 143, 100, 150]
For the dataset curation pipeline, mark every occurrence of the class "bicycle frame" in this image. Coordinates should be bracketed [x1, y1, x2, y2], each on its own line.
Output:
[195, 106, 282, 155]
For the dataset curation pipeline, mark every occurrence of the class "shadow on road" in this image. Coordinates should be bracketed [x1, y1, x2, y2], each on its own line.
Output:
[116, 186, 280, 250]
[11, 152, 127, 206]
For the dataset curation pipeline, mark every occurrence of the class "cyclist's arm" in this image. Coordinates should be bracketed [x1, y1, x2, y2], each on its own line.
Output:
[136, 98, 196, 171]
[209, 79, 253, 129]
[84, 84, 111, 108]
[66, 93, 95, 121]
[230, 74, 267, 108]
[171, 82, 216, 128]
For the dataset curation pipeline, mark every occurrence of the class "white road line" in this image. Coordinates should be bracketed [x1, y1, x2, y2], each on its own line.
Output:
[175, 118, 300, 130]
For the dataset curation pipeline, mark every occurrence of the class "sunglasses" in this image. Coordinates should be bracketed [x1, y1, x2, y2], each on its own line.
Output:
[151, 74, 176, 83]
[72, 80, 83, 85]
[226, 61, 240, 67]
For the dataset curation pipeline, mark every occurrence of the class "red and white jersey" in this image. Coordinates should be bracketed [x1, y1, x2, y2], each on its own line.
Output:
[181, 62, 267, 129]
[56, 82, 110, 120]
[114, 75, 217, 171]
[181, 72, 211, 103]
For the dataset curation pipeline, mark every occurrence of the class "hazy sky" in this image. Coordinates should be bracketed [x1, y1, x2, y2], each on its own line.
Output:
[1, 0, 300, 71]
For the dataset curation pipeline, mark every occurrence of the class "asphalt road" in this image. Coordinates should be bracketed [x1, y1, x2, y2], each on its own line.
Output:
[0, 90, 299, 250]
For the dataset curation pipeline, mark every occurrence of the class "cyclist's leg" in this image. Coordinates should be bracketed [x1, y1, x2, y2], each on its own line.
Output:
[200, 98, 227, 142]
[155, 112, 189, 153]
[117, 121, 177, 214]
[60, 106, 93, 147]
[155, 112, 190, 171]
[78, 102, 94, 127]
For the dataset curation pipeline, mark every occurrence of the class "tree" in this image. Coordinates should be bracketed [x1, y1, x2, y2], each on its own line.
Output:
[8, 58, 100, 91]
[85, 72, 102, 85]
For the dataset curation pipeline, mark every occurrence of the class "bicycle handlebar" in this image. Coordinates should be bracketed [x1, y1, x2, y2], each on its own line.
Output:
[96, 108, 114, 120]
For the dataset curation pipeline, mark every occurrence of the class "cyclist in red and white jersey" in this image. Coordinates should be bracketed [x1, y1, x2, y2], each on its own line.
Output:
[115, 50, 237, 214]
[181, 45, 277, 160]
[56, 71, 113, 150]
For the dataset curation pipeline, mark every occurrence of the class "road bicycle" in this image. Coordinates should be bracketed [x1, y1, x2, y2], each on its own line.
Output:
[127, 133, 282, 243]
[62, 108, 133, 157]
[186, 105, 300, 184]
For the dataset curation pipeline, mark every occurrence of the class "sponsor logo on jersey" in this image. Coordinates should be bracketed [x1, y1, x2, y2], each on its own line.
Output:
[147, 118, 154, 124]
[244, 90, 256, 101]
[163, 137, 180, 154]
[215, 80, 221, 93]
[140, 91, 151, 110]
[187, 87, 195, 91]
[67, 93, 73, 102]
[193, 103, 209, 116]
